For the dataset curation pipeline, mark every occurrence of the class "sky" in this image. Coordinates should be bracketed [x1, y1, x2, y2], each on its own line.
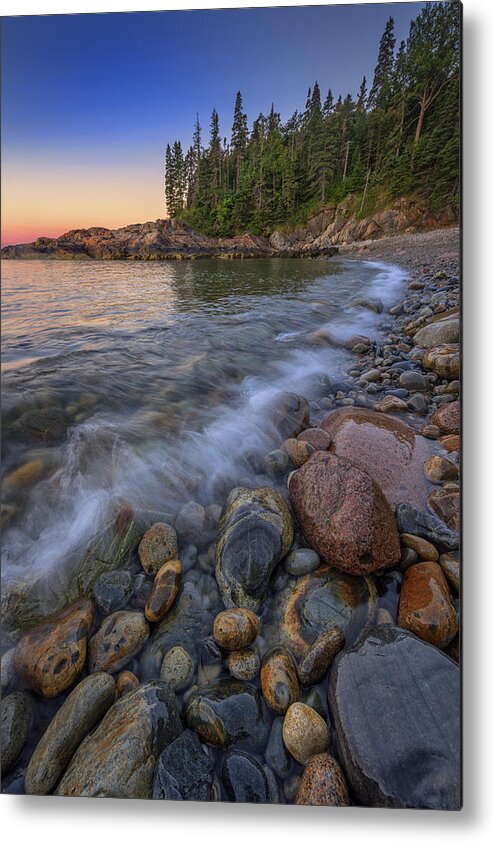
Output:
[1, 3, 425, 245]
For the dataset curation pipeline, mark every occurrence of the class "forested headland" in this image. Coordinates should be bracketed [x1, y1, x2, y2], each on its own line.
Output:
[164, 2, 460, 238]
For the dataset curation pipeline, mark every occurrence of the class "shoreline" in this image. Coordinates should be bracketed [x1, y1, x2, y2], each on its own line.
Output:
[1, 229, 461, 806]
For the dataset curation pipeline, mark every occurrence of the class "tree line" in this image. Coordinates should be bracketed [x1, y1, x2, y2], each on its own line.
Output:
[164, 2, 460, 237]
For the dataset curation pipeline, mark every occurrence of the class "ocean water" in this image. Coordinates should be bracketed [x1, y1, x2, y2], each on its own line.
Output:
[1, 256, 406, 591]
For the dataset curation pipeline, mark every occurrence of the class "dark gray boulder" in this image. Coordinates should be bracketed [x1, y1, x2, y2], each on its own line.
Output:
[396, 503, 459, 551]
[328, 624, 460, 810]
[153, 730, 214, 801]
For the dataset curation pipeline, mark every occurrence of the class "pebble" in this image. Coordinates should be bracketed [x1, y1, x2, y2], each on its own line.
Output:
[398, 371, 429, 391]
[281, 438, 314, 467]
[284, 773, 302, 802]
[153, 729, 214, 801]
[439, 552, 460, 593]
[222, 749, 270, 803]
[138, 522, 178, 574]
[115, 670, 140, 698]
[284, 548, 320, 576]
[88, 610, 150, 673]
[424, 455, 459, 483]
[282, 702, 330, 764]
[186, 680, 269, 749]
[228, 649, 260, 681]
[93, 569, 134, 614]
[145, 558, 182, 623]
[175, 501, 206, 544]
[297, 626, 345, 686]
[266, 717, 292, 780]
[213, 607, 260, 650]
[400, 533, 439, 562]
[264, 449, 290, 476]
[160, 646, 195, 691]
[398, 561, 458, 649]
[297, 428, 332, 450]
[295, 753, 350, 806]
[260, 646, 300, 714]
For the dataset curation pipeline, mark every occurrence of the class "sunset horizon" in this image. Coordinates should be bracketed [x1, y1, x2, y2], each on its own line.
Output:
[1, 3, 423, 246]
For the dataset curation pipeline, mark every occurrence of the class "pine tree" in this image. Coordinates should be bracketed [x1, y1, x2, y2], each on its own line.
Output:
[368, 17, 396, 110]
[231, 91, 249, 190]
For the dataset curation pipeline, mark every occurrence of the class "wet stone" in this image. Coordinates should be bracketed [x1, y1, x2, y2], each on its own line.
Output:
[328, 625, 460, 809]
[284, 548, 320, 577]
[57, 681, 182, 798]
[398, 561, 458, 649]
[222, 749, 270, 803]
[93, 569, 134, 615]
[297, 427, 332, 451]
[295, 753, 350, 806]
[160, 645, 195, 691]
[213, 607, 260, 650]
[145, 559, 182, 623]
[428, 485, 460, 531]
[424, 455, 458, 484]
[396, 503, 459, 551]
[228, 649, 260, 682]
[400, 533, 439, 562]
[283, 702, 330, 765]
[186, 680, 269, 750]
[281, 438, 314, 467]
[138, 522, 178, 575]
[297, 626, 345, 686]
[260, 645, 300, 714]
[1, 691, 32, 774]
[153, 729, 214, 802]
[14, 598, 95, 698]
[115, 670, 139, 698]
[264, 449, 289, 476]
[25, 673, 116, 795]
[440, 552, 460, 593]
[88, 610, 150, 674]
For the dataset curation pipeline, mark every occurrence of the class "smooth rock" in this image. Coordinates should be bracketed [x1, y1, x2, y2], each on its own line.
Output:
[153, 730, 214, 801]
[423, 345, 460, 379]
[413, 315, 459, 349]
[440, 552, 460, 593]
[295, 753, 350, 806]
[266, 717, 292, 780]
[175, 502, 206, 544]
[222, 749, 270, 803]
[281, 438, 314, 467]
[228, 649, 260, 681]
[260, 646, 300, 714]
[428, 485, 460, 531]
[289, 451, 400, 575]
[215, 487, 294, 610]
[375, 395, 408, 413]
[93, 569, 134, 615]
[213, 607, 260, 650]
[1, 691, 32, 774]
[267, 392, 310, 438]
[57, 681, 182, 798]
[160, 645, 194, 691]
[431, 401, 460, 435]
[328, 625, 460, 809]
[297, 428, 332, 451]
[400, 533, 439, 562]
[25, 673, 115, 794]
[398, 370, 429, 391]
[282, 702, 330, 765]
[264, 449, 289, 476]
[396, 503, 459, 551]
[115, 670, 139, 698]
[138, 522, 178, 575]
[88, 610, 149, 674]
[440, 434, 460, 452]
[320, 407, 431, 509]
[186, 680, 269, 750]
[398, 561, 458, 648]
[145, 559, 182, 623]
[297, 627, 345, 686]
[284, 548, 320, 576]
[14, 598, 95, 698]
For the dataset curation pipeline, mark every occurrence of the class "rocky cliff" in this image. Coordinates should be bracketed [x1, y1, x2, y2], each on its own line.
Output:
[1, 195, 456, 260]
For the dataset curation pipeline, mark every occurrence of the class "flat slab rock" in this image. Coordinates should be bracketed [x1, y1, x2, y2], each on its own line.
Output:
[328, 624, 460, 810]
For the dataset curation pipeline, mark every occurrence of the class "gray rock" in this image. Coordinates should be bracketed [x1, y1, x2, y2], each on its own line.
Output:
[186, 679, 269, 751]
[153, 730, 214, 801]
[93, 569, 134, 614]
[57, 681, 182, 798]
[222, 749, 271, 803]
[413, 317, 460, 349]
[1, 648, 16, 694]
[264, 449, 290, 477]
[284, 548, 320, 576]
[407, 393, 428, 414]
[88, 610, 149, 673]
[399, 371, 429, 391]
[175, 502, 206, 545]
[396, 503, 459, 551]
[215, 487, 294, 610]
[266, 716, 292, 779]
[160, 646, 195, 691]
[1, 691, 32, 774]
[328, 625, 460, 809]
[25, 673, 115, 794]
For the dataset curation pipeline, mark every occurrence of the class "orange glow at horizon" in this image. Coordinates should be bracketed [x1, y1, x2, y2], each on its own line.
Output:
[1, 159, 168, 247]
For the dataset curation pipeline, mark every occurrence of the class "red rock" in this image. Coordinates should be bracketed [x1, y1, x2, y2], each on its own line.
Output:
[428, 486, 460, 531]
[295, 754, 350, 806]
[431, 401, 460, 435]
[297, 428, 332, 451]
[289, 451, 400, 576]
[320, 408, 431, 509]
[398, 561, 458, 649]
[440, 434, 460, 452]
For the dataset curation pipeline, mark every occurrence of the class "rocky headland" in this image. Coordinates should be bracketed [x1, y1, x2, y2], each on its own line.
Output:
[1, 226, 460, 808]
[1, 195, 455, 261]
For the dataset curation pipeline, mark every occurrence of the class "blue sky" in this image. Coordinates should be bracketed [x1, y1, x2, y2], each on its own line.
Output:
[1, 3, 426, 242]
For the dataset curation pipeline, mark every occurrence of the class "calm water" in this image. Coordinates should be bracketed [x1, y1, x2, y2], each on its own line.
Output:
[1, 257, 406, 589]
